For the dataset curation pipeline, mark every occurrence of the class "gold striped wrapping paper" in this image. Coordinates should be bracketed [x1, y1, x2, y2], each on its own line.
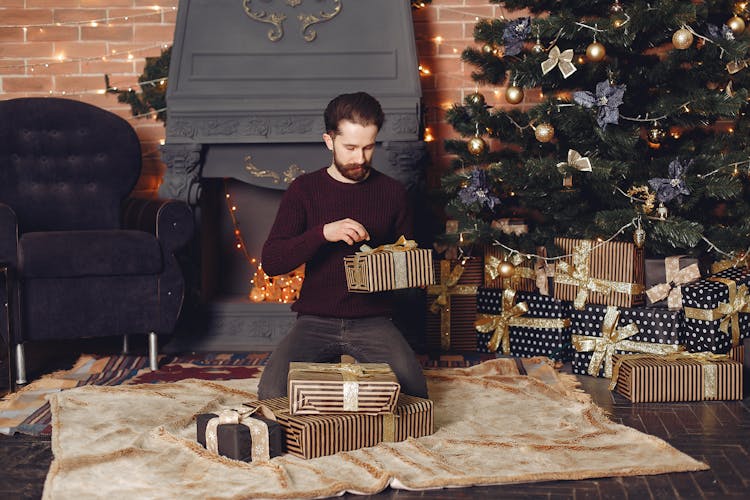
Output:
[344, 248, 434, 292]
[553, 238, 645, 309]
[288, 362, 400, 415]
[426, 258, 482, 351]
[247, 395, 434, 459]
[609, 353, 743, 402]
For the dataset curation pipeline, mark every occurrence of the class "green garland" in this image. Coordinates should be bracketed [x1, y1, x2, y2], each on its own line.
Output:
[105, 46, 171, 124]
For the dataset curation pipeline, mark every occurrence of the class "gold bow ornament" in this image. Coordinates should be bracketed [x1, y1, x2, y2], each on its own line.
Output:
[572, 306, 682, 378]
[427, 260, 479, 350]
[475, 289, 571, 353]
[485, 254, 536, 291]
[556, 149, 592, 187]
[683, 278, 750, 348]
[608, 351, 734, 401]
[205, 406, 277, 462]
[727, 58, 750, 74]
[554, 240, 644, 310]
[541, 45, 577, 79]
[645, 256, 701, 309]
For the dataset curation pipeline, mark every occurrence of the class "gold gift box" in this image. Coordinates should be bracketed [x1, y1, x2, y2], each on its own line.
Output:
[344, 248, 434, 293]
[553, 237, 645, 309]
[247, 394, 434, 459]
[610, 353, 743, 403]
[287, 362, 400, 415]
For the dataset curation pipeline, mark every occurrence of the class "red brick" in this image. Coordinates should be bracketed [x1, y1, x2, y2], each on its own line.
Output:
[54, 41, 108, 58]
[26, 0, 80, 7]
[0, 60, 26, 75]
[438, 5, 497, 22]
[0, 42, 55, 57]
[134, 122, 167, 142]
[133, 0, 178, 8]
[2, 76, 53, 92]
[79, 0, 132, 7]
[27, 59, 81, 76]
[80, 25, 132, 41]
[0, 0, 25, 7]
[26, 26, 79, 42]
[53, 9, 107, 24]
[81, 59, 136, 75]
[133, 24, 175, 42]
[0, 27, 24, 42]
[54, 75, 105, 92]
[0, 8, 54, 26]
[108, 8, 163, 25]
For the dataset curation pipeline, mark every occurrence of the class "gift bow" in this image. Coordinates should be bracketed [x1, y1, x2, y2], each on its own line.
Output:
[554, 240, 643, 310]
[484, 255, 535, 290]
[608, 351, 727, 396]
[556, 149, 592, 173]
[475, 289, 529, 353]
[645, 256, 701, 309]
[358, 235, 417, 254]
[541, 45, 577, 79]
[572, 306, 681, 378]
[205, 406, 276, 462]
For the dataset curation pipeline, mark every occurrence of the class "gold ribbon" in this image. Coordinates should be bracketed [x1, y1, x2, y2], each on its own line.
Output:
[541, 45, 577, 78]
[357, 235, 417, 254]
[475, 297, 571, 354]
[289, 362, 395, 412]
[554, 240, 644, 310]
[683, 277, 750, 347]
[484, 255, 536, 291]
[608, 351, 730, 399]
[383, 413, 396, 442]
[427, 260, 479, 350]
[645, 256, 701, 309]
[474, 289, 529, 353]
[205, 406, 277, 462]
[572, 306, 682, 378]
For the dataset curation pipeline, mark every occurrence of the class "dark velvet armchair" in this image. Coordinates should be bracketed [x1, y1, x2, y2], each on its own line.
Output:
[0, 97, 194, 385]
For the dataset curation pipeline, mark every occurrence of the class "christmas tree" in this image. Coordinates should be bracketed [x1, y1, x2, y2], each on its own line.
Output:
[440, 0, 750, 262]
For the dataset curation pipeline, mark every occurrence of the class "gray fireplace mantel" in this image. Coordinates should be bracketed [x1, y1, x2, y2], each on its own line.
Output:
[160, 0, 426, 352]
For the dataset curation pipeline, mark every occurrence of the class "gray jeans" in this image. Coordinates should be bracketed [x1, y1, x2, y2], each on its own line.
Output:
[257, 315, 428, 399]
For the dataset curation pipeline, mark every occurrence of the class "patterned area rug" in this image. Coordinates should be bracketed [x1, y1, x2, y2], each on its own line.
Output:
[0, 351, 493, 436]
[43, 359, 709, 499]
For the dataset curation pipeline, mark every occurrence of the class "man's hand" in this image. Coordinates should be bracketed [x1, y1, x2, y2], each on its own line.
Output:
[323, 218, 370, 245]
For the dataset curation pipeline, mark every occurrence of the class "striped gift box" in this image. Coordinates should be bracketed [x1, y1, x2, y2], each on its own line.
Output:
[610, 353, 743, 402]
[344, 248, 434, 292]
[247, 395, 434, 459]
[287, 362, 400, 415]
[553, 237, 645, 309]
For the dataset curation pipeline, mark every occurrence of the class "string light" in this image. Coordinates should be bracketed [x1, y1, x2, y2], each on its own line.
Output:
[0, 43, 169, 71]
[0, 7, 176, 29]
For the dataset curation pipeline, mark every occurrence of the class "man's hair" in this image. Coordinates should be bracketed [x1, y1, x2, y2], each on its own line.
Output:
[324, 92, 385, 134]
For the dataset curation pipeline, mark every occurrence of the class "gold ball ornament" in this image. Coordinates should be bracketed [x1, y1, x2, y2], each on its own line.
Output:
[505, 85, 524, 104]
[468, 92, 486, 106]
[672, 28, 694, 50]
[586, 41, 606, 62]
[467, 136, 487, 155]
[498, 260, 515, 278]
[727, 16, 746, 35]
[534, 123, 555, 143]
[647, 125, 667, 148]
[482, 43, 494, 55]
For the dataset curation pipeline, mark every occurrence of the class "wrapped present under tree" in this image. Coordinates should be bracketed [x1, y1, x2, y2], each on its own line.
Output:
[644, 255, 701, 309]
[196, 407, 283, 462]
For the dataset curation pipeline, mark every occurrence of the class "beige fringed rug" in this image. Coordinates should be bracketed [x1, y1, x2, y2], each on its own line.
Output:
[43, 359, 708, 499]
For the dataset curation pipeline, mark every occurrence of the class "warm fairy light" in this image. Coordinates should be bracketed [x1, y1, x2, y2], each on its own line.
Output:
[159, 139, 165, 145]
[56, 53, 65, 61]
[728, 127, 735, 133]
[151, 5, 162, 11]
[231, 205, 237, 211]
[90, 21, 98, 27]
[418, 65, 431, 75]
[434, 36, 443, 44]
[127, 53, 134, 60]
[424, 127, 434, 142]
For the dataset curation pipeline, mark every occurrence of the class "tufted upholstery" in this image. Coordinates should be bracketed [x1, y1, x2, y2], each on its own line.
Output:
[0, 98, 194, 383]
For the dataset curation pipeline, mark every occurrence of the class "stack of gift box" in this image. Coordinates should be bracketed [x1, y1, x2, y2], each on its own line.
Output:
[197, 362, 434, 462]
[462, 235, 747, 403]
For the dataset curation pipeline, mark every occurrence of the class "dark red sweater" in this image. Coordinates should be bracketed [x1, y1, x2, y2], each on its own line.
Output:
[261, 167, 413, 318]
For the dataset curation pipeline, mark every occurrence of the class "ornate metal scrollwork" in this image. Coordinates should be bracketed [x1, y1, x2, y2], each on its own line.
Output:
[242, 0, 342, 42]
[245, 156, 306, 185]
[283, 164, 305, 184]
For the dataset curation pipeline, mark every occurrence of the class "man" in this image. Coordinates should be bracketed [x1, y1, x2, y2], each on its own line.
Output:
[257, 92, 428, 399]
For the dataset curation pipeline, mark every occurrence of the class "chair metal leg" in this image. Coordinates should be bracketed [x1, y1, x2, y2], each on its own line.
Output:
[148, 332, 158, 371]
[15, 343, 26, 385]
[122, 334, 130, 354]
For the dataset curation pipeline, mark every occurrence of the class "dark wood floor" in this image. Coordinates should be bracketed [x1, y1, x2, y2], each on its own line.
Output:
[1, 347, 749, 500]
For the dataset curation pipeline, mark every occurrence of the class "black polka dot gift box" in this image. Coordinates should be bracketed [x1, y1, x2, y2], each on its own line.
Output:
[570, 304, 683, 378]
[475, 288, 573, 361]
[681, 266, 750, 354]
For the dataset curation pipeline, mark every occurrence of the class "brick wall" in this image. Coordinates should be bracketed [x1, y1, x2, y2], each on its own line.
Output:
[0, 0, 532, 195]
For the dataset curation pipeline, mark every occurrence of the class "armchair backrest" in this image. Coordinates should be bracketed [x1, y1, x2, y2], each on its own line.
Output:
[0, 97, 142, 233]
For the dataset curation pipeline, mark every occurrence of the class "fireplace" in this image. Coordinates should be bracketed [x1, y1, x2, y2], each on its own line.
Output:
[159, 0, 425, 351]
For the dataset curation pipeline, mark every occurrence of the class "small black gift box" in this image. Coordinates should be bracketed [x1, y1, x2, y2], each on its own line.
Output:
[196, 410, 283, 462]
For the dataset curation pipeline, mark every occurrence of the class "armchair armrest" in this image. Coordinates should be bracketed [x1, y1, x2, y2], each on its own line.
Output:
[0, 202, 18, 267]
[122, 197, 194, 253]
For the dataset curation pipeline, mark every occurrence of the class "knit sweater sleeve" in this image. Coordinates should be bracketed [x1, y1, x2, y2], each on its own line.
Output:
[261, 178, 326, 276]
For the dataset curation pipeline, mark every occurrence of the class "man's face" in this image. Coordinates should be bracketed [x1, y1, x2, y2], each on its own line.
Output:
[324, 119, 379, 182]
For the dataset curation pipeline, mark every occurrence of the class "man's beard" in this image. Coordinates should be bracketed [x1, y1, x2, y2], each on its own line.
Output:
[333, 152, 371, 182]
